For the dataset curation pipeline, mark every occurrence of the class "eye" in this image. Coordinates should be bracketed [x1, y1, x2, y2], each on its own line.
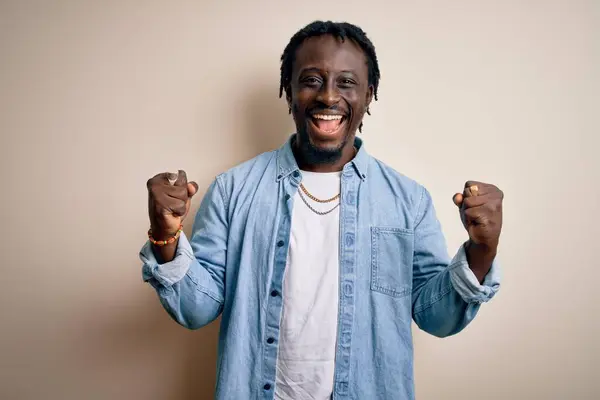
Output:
[301, 76, 321, 87]
[339, 78, 356, 88]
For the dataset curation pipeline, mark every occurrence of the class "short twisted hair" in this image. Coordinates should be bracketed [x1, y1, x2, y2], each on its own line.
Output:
[279, 20, 381, 102]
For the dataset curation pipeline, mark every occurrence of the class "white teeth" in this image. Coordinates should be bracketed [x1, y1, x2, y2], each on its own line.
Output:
[313, 114, 343, 121]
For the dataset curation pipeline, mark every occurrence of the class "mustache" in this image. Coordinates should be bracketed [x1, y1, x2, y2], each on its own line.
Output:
[307, 105, 348, 115]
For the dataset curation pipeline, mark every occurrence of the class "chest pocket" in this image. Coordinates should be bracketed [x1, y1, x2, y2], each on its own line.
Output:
[370, 227, 414, 298]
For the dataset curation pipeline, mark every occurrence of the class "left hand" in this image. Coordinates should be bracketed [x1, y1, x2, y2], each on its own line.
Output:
[453, 181, 504, 250]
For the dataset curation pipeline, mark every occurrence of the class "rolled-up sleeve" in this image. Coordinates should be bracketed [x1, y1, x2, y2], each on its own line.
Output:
[139, 177, 228, 329]
[140, 232, 195, 288]
[411, 186, 501, 338]
[448, 243, 501, 304]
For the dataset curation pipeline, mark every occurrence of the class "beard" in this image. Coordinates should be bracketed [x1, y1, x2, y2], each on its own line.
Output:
[294, 118, 351, 165]
[296, 130, 346, 164]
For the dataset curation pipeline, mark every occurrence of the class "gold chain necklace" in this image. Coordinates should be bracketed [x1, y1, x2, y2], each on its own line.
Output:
[298, 189, 340, 215]
[297, 146, 357, 203]
[295, 146, 357, 215]
[299, 183, 340, 203]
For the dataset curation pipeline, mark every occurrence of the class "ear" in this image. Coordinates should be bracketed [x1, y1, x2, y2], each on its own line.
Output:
[365, 85, 374, 109]
[285, 87, 292, 107]
[285, 90, 293, 114]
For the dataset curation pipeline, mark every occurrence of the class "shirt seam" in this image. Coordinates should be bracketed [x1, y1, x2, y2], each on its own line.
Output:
[185, 269, 224, 304]
[411, 186, 426, 268]
[413, 185, 426, 228]
[413, 280, 454, 315]
[215, 174, 229, 217]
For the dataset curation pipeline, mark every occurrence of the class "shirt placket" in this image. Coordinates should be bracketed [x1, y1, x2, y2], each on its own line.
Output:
[333, 167, 359, 399]
[261, 170, 300, 399]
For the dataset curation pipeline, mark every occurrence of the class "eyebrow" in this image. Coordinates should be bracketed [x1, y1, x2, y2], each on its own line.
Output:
[298, 67, 357, 75]
[298, 67, 323, 75]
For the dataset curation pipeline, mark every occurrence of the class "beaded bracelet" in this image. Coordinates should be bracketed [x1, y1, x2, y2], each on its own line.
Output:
[148, 225, 183, 246]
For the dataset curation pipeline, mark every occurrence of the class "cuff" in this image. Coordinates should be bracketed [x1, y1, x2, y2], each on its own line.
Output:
[140, 232, 195, 287]
[448, 242, 501, 304]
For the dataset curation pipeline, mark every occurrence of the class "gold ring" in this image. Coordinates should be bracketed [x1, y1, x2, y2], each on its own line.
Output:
[167, 172, 178, 186]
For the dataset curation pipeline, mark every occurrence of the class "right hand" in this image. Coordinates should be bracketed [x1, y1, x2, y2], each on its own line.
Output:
[147, 170, 199, 240]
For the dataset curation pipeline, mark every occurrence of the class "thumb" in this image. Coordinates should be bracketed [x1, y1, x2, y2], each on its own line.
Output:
[453, 193, 463, 207]
[174, 169, 188, 186]
[187, 181, 199, 197]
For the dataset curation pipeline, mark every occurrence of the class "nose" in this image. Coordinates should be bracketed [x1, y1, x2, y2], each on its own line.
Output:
[316, 78, 340, 106]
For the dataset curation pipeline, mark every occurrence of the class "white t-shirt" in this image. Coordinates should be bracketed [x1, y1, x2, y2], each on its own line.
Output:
[275, 170, 341, 400]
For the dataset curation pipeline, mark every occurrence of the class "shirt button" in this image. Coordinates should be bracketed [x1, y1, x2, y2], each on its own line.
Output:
[267, 337, 275, 344]
[345, 233, 354, 247]
[346, 192, 355, 205]
[343, 282, 353, 297]
[277, 240, 285, 247]
[292, 171, 299, 178]
[271, 290, 279, 297]
[264, 383, 271, 390]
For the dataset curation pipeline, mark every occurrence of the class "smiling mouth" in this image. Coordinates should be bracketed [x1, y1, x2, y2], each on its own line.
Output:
[310, 114, 347, 135]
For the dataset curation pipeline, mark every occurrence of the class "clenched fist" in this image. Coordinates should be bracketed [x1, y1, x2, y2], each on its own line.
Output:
[452, 181, 504, 282]
[453, 181, 503, 249]
[147, 170, 199, 241]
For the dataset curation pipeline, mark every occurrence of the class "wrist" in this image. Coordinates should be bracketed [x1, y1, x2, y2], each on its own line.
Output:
[149, 221, 180, 239]
[466, 240, 497, 258]
[465, 240, 497, 283]
[148, 224, 183, 246]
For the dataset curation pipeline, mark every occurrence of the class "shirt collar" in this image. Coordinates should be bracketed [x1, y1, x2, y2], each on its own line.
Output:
[276, 134, 369, 182]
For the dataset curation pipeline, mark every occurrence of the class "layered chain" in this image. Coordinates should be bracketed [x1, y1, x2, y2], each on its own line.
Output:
[299, 183, 340, 203]
[297, 189, 340, 215]
[298, 183, 340, 216]
[296, 146, 356, 215]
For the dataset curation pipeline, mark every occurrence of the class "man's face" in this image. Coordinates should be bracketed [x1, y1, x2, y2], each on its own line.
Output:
[287, 35, 373, 164]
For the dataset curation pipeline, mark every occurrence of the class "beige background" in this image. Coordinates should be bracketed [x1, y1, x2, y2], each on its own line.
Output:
[1, 1, 598, 399]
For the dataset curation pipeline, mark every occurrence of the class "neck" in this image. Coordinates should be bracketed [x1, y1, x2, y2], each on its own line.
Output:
[293, 137, 357, 173]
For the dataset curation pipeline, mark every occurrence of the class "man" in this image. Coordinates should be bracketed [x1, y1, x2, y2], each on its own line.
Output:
[141, 20, 503, 400]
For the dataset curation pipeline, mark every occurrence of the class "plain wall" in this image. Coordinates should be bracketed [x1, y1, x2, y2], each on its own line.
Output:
[1, 1, 598, 399]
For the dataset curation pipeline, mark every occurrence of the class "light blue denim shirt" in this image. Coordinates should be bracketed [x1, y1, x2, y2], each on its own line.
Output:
[140, 135, 500, 400]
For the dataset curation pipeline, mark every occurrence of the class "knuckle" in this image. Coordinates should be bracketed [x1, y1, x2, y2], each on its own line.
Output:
[148, 184, 161, 195]
[153, 197, 171, 213]
[174, 202, 186, 215]
[147, 175, 165, 191]
[176, 186, 188, 198]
